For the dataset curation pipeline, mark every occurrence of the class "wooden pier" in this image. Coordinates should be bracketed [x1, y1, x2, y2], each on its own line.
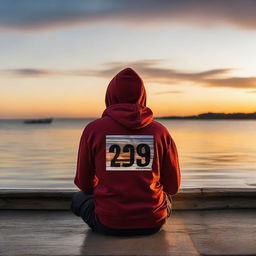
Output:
[0, 188, 255, 256]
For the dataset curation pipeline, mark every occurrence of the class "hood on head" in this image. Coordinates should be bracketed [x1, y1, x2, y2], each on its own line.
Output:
[103, 67, 153, 130]
[105, 67, 146, 107]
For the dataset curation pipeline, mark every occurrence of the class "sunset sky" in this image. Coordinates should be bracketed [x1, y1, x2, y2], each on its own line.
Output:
[1, 0, 256, 119]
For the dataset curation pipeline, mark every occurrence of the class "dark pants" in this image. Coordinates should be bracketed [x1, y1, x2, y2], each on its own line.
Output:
[70, 191, 162, 236]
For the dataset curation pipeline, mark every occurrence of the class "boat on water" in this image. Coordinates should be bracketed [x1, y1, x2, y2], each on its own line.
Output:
[24, 118, 53, 124]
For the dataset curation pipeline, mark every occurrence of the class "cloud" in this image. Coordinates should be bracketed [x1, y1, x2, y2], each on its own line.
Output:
[247, 90, 256, 93]
[204, 77, 256, 89]
[2, 60, 256, 89]
[1, 0, 256, 31]
[2, 69, 56, 76]
[84, 60, 256, 89]
[1, 68, 81, 77]
[154, 90, 183, 95]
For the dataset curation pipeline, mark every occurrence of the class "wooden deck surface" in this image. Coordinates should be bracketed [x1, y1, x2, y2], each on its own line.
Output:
[0, 209, 255, 256]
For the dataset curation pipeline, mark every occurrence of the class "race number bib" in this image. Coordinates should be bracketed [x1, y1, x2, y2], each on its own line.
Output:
[106, 135, 154, 171]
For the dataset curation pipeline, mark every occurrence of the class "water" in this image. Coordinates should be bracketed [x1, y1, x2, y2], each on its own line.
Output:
[0, 119, 255, 189]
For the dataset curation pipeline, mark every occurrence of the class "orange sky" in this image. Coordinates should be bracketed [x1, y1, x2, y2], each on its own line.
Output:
[1, 75, 255, 118]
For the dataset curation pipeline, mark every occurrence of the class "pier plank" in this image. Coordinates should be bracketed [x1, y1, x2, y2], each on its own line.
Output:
[0, 188, 256, 210]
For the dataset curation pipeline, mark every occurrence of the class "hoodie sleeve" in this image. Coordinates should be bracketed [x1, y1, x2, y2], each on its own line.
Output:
[160, 137, 181, 195]
[74, 129, 95, 194]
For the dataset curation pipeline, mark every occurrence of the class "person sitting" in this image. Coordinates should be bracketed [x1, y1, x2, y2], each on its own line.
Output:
[71, 67, 181, 236]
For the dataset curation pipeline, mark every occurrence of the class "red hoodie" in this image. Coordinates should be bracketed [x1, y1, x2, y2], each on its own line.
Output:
[74, 68, 181, 229]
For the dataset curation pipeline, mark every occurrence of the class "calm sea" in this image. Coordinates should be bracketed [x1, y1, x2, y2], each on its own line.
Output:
[0, 119, 255, 189]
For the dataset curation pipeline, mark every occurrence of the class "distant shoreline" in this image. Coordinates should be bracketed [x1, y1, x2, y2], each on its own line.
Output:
[156, 112, 256, 120]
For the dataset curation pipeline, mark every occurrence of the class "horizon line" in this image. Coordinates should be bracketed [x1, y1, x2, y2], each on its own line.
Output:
[1, 111, 256, 120]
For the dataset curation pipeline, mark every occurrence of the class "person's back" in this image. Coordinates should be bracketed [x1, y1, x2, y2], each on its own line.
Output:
[71, 68, 181, 235]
